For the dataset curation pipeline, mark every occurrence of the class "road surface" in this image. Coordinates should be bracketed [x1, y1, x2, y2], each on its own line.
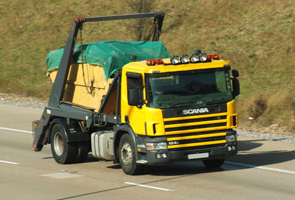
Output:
[0, 104, 295, 200]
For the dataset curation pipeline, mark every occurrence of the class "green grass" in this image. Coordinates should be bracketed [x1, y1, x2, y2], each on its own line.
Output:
[1, 0, 295, 133]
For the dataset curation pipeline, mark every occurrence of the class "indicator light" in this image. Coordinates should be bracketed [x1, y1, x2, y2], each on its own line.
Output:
[146, 58, 164, 66]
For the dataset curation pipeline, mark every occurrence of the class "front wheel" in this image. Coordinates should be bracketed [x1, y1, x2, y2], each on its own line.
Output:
[202, 158, 225, 168]
[50, 123, 77, 164]
[119, 134, 143, 175]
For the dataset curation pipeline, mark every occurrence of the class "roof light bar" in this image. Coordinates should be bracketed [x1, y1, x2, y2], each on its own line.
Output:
[168, 50, 220, 65]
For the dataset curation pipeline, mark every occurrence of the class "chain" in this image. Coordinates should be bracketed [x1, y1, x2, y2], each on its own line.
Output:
[145, 20, 158, 41]
[80, 27, 93, 94]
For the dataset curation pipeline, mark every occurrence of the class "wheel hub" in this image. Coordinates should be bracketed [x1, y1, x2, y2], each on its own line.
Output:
[53, 132, 64, 156]
[121, 143, 132, 166]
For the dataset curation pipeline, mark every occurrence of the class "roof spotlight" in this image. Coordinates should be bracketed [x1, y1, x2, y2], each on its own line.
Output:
[170, 55, 179, 64]
[180, 54, 189, 64]
[199, 53, 208, 62]
[194, 50, 202, 56]
[189, 54, 198, 63]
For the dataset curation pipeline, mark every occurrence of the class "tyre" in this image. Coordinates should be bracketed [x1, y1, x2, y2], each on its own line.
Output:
[51, 123, 77, 164]
[202, 158, 225, 168]
[119, 134, 143, 175]
[75, 141, 90, 163]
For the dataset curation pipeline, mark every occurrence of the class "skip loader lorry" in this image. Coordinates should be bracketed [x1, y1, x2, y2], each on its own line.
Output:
[32, 11, 240, 175]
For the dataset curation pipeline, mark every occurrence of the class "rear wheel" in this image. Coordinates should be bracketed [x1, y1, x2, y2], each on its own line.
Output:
[51, 123, 76, 164]
[119, 134, 143, 175]
[202, 158, 225, 168]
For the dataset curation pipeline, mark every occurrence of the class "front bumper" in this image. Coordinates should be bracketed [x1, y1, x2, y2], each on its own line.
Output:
[137, 142, 237, 165]
[136, 130, 238, 165]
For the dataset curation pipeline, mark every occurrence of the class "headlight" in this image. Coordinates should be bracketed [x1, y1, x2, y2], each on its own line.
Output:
[226, 135, 237, 143]
[180, 54, 189, 64]
[146, 142, 167, 150]
[170, 55, 179, 64]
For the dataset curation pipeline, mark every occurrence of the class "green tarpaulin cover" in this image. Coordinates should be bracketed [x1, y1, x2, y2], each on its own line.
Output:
[46, 41, 170, 80]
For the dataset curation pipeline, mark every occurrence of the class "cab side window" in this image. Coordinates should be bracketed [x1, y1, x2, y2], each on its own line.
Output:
[127, 73, 143, 105]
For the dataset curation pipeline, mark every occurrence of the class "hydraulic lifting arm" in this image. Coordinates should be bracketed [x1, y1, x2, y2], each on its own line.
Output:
[48, 11, 165, 108]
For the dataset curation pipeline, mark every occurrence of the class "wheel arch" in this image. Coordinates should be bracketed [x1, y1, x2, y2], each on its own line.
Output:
[47, 117, 90, 144]
[47, 118, 69, 144]
[113, 125, 138, 163]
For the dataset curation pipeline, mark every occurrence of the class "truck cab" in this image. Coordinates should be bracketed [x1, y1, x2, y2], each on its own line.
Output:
[114, 53, 239, 174]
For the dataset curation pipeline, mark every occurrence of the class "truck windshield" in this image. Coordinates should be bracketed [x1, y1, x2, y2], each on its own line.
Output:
[145, 68, 232, 109]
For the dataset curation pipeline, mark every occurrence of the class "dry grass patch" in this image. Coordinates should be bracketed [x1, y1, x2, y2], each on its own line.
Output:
[1, 0, 295, 133]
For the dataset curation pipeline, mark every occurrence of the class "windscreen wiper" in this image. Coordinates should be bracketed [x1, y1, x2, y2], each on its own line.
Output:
[206, 100, 229, 105]
[168, 101, 201, 108]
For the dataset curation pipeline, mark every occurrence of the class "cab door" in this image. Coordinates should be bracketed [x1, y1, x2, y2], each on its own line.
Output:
[121, 72, 146, 135]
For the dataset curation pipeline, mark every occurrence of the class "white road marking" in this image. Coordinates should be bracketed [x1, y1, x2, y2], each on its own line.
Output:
[0, 126, 31, 134]
[124, 182, 175, 192]
[41, 171, 84, 179]
[226, 161, 295, 175]
[0, 160, 20, 165]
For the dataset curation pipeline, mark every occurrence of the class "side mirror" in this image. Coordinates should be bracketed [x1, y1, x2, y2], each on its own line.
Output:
[128, 88, 141, 106]
[232, 78, 240, 98]
[232, 69, 239, 78]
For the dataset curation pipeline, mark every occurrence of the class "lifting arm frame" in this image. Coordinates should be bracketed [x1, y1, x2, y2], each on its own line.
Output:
[48, 11, 165, 108]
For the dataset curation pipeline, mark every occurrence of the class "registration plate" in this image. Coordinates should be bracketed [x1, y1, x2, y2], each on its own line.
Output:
[188, 152, 209, 160]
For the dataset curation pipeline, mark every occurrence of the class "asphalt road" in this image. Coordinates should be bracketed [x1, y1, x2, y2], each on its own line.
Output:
[0, 104, 295, 200]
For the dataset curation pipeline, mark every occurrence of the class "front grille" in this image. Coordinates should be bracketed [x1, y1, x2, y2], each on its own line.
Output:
[166, 122, 226, 132]
[170, 143, 225, 151]
[164, 116, 226, 125]
[166, 131, 226, 150]
[164, 113, 228, 150]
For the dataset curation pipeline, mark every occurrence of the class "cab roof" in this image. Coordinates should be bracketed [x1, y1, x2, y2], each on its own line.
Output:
[123, 58, 231, 74]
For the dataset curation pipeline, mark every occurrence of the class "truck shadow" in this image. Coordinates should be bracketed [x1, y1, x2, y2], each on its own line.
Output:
[144, 139, 295, 176]
[43, 139, 295, 176]
[225, 139, 295, 168]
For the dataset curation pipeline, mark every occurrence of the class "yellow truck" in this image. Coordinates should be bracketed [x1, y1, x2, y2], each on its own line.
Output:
[32, 12, 240, 175]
